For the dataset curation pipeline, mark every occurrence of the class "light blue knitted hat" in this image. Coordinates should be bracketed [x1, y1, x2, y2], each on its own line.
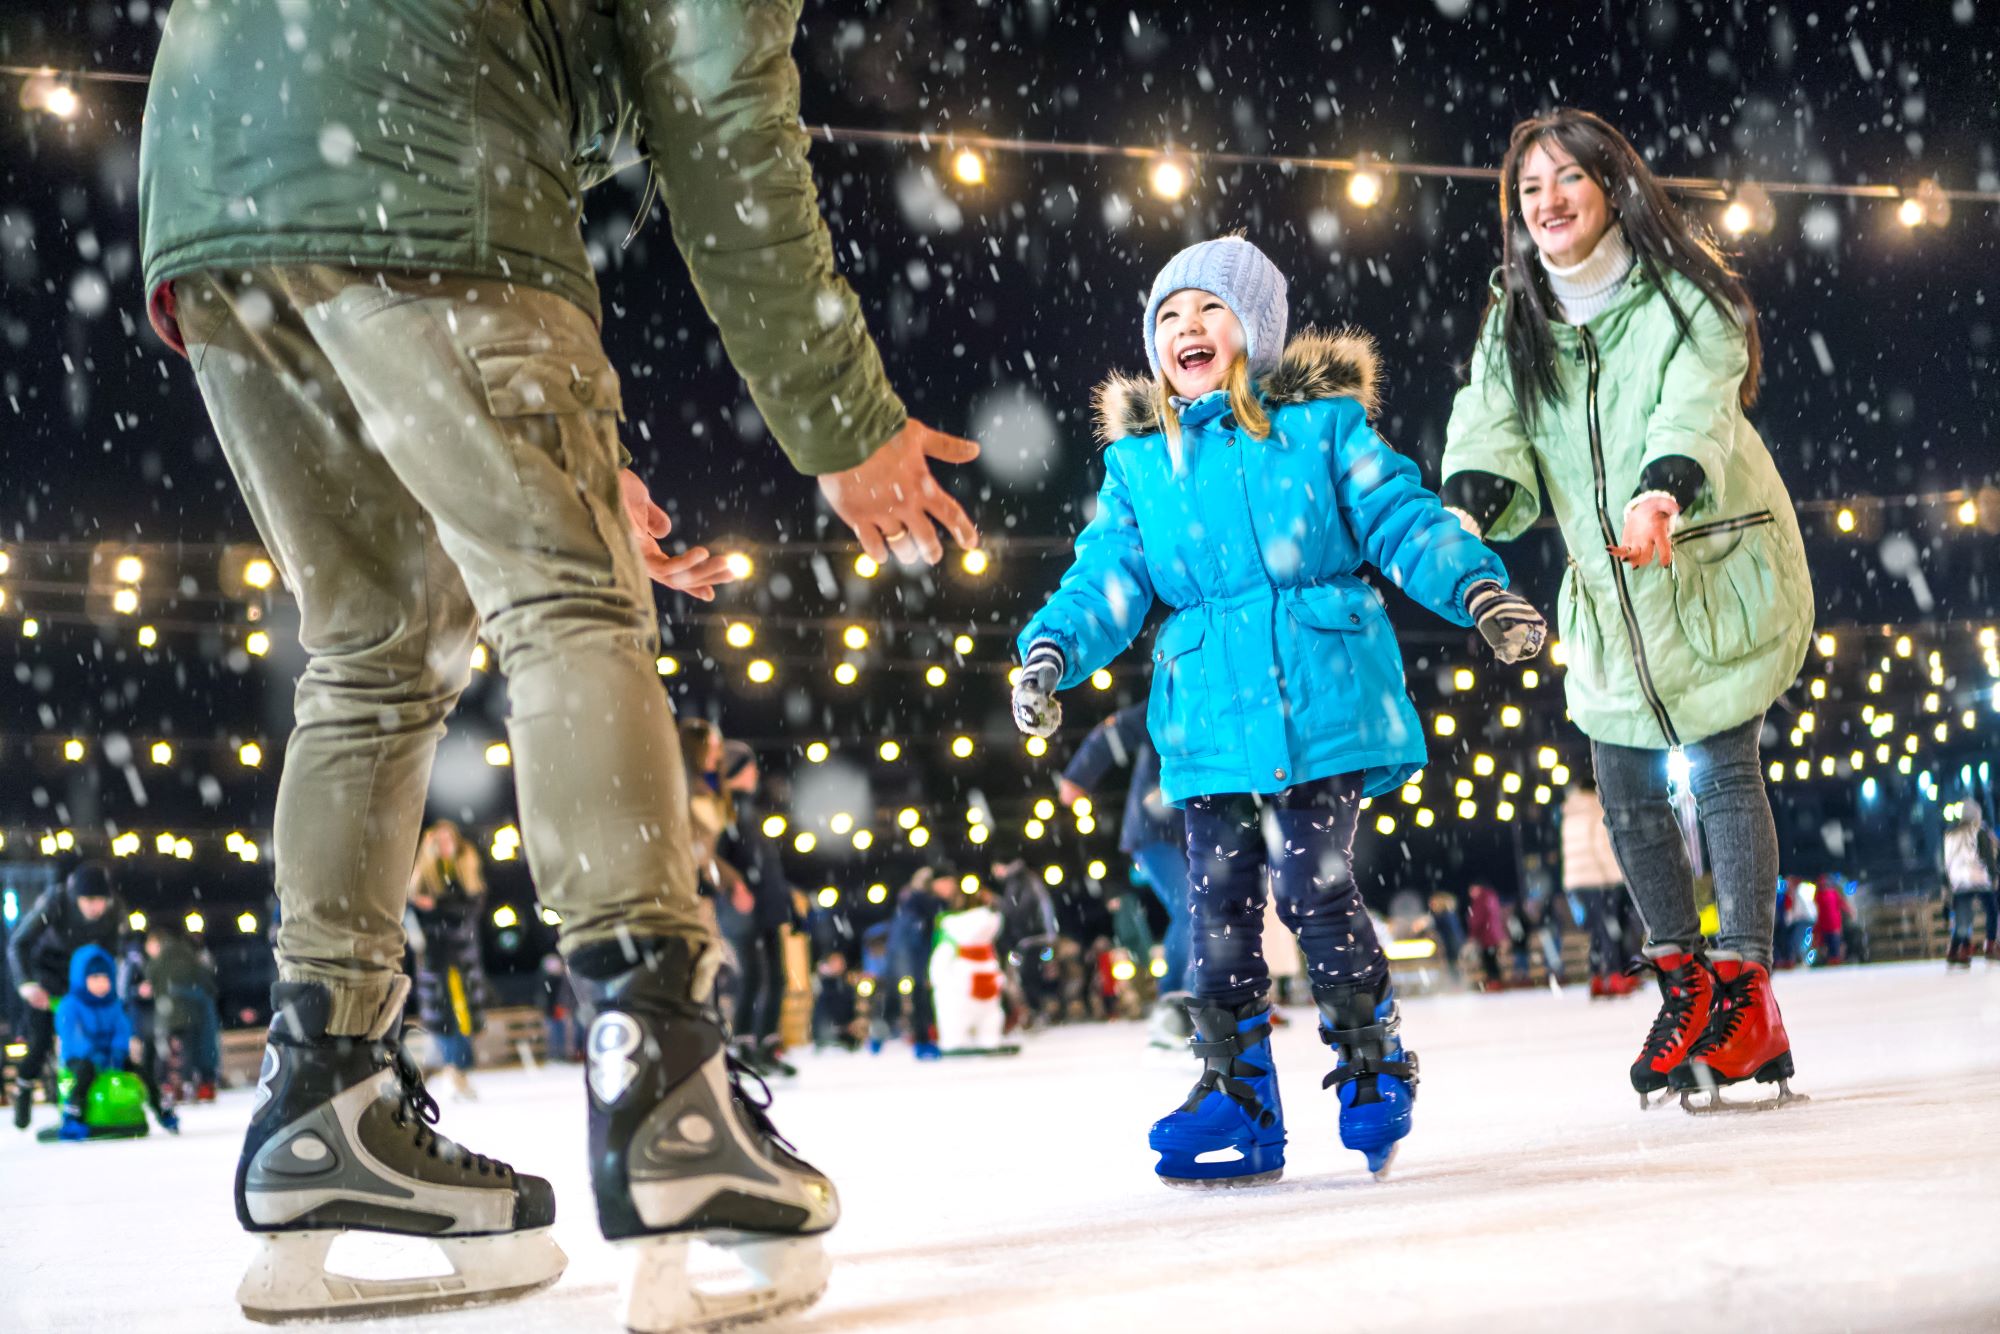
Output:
[1142, 236, 1289, 380]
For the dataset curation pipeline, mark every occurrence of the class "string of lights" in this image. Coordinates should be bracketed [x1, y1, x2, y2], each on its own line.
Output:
[6, 59, 1994, 227]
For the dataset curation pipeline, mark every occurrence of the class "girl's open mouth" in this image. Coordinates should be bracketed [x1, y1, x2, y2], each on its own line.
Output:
[1177, 346, 1215, 371]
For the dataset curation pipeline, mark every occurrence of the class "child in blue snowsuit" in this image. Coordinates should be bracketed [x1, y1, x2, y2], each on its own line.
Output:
[56, 944, 176, 1138]
[1013, 236, 1547, 1186]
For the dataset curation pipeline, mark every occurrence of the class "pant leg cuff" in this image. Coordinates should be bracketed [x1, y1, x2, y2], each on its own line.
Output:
[279, 967, 410, 1039]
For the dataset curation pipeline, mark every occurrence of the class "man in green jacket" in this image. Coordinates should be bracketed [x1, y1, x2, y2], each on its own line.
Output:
[139, 2, 975, 1324]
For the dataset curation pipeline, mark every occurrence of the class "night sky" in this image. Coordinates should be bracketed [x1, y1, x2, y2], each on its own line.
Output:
[1, 2, 1996, 999]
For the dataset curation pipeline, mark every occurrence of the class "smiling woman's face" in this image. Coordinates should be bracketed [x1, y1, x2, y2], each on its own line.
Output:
[1155, 288, 1245, 399]
[1517, 140, 1613, 267]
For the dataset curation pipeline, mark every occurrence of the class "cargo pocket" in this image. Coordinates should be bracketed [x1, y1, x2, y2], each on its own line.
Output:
[469, 344, 637, 584]
[1149, 614, 1219, 761]
[1670, 511, 1795, 665]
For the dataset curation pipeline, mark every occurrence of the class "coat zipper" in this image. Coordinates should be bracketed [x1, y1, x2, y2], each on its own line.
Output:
[1580, 328, 1681, 747]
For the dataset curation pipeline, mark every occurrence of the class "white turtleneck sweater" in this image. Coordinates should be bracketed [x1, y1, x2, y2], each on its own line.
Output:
[1540, 226, 1635, 324]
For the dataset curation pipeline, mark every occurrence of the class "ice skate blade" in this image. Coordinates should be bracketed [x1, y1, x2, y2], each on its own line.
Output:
[620, 1233, 831, 1334]
[236, 1227, 567, 1324]
[1679, 1079, 1810, 1116]
[1369, 1145, 1399, 1181]
[1157, 1168, 1284, 1191]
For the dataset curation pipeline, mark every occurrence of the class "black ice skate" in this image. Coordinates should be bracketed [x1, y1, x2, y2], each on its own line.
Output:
[234, 981, 563, 1323]
[572, 937, 838, 1334]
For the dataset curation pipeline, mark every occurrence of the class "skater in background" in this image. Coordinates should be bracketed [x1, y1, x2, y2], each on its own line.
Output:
[1781, 879, 1819, 969]
[1563, 778, 1641, 998]
[8, 863, 125, 1131]
[994, 859, 1061, 1028]
[874, 871, 948, 1059]
[1943, 807, 1998, 967]
[1013, 234, 1548, 1186]
[717, 742, 798, 1076]
[54, 944, 176, 1139]
[537, 952, 581, 1063]
[1812, 875, 1847, 966]
[1442, 109, 1813, 1110]
[810, 953, 861, 1052]
[1424, 892, 1467, 980]
[141, 0, 982, 1317]
[1465, 883, 1511, 992]
[406, 821, 490, 1101]
[1059, 703, 1193, 1048]
[143, 925, 221, 1102]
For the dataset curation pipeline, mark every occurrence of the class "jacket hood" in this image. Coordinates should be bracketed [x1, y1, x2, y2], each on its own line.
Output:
[68, 944, 119, 1002]
[1093, 327, 1381, 443]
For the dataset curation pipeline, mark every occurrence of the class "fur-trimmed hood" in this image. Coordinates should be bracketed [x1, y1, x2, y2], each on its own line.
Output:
[1092, 327, 1381, 443]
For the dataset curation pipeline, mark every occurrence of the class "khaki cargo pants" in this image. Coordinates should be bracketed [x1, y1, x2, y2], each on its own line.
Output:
[178, 266, 705, 1036]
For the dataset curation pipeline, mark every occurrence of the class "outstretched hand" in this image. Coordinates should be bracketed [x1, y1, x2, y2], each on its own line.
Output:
[618, 469, 741, 601]
[818, 419, 981, 566]
[1609, 495, 1679, 569]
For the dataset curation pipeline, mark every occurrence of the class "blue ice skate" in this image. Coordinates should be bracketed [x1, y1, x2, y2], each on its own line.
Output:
[1147, 997, 1285, 1188]
[1316, 977, 1418, 1180]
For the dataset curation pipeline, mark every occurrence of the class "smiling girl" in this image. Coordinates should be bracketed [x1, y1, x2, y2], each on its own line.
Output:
[1442, 110, 1815, 1112]
[1011, 236, 1548, 1186]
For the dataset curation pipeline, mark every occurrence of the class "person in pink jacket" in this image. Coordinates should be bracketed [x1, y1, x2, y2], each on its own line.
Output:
[1813, 876, 1848, 966]
[1466, 884, 1512, 992]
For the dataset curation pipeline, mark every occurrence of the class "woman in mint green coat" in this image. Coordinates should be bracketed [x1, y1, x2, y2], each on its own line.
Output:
[1441, 110, 1813, 1112]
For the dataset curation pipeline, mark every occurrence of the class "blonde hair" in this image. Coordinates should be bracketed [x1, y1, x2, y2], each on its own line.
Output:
[1154, 354, 1270, 473]
[410, 821, 485, 901]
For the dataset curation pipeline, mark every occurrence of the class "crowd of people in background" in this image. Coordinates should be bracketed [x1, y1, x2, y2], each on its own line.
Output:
[7, 773, 1994, 1114]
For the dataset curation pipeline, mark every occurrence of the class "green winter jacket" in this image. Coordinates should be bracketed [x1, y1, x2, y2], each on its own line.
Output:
[1441, 267, 1814, 749]
[138, 0, 904, 475]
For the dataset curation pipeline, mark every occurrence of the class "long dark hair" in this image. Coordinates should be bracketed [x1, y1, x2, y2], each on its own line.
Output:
[1476, 109, 1762, 431]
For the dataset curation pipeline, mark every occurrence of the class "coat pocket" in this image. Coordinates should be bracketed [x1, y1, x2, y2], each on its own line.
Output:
[1148, 613, 1219, 761]
[1669, 511, 1795, 665]
[1558, 559, 1607, 689]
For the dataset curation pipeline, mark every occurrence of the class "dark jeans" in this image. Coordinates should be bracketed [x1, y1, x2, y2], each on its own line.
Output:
[14, 1005, 56, 1089]
[1592, 715, 1779, 965]
[732, 926, 788, 1045]
[1572, 885, 1642, 977]
[1184, 775, 1386, 1005]
[870, 975, 935, 1045]
[1131, 840, 1192, 994]
[1950, 890, 1999, 945]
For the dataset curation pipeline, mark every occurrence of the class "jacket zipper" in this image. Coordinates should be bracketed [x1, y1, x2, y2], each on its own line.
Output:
[1580, 328, 1681, 747]
[1673, 510, 1775, 545]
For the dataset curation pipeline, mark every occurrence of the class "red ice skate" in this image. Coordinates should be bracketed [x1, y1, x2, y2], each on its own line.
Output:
[1669, 958, 1804, 1113]
[1600, 970, 1639, 999]
[1628, 950, 1712, 1107]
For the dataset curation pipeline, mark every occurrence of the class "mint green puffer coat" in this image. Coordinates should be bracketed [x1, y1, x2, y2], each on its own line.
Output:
[1442, 268, 1813, 750]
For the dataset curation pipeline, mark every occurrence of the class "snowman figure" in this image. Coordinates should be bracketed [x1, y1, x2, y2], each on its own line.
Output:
[929, 899, 1018, 1056]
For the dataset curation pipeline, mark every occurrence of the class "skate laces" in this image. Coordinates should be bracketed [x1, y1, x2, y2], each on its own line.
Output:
[1638, 958, 1706, 1062]
[385, 1043, 510, 1177]
[1689, 971, 1754, 1058]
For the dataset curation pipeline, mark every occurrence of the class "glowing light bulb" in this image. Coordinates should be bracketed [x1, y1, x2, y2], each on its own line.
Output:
[951, 148, 986, 185]
[1149, 158, 1190, 199]
[879, 740, 902, 762]
[723, 552, 754, 579]
[843, 625, 870, 650]
[1347, 171, 1384, 208]
[725, 621, 754, 648]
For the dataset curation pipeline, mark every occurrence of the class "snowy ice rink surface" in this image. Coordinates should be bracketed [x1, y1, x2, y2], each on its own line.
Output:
[4, 961, 1997, 1334]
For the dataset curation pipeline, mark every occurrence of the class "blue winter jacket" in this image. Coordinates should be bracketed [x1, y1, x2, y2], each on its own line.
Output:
[1020, 330, 1510, 804]
[57, 945, 134, 1069]
[1062, 703, 1184, 855]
